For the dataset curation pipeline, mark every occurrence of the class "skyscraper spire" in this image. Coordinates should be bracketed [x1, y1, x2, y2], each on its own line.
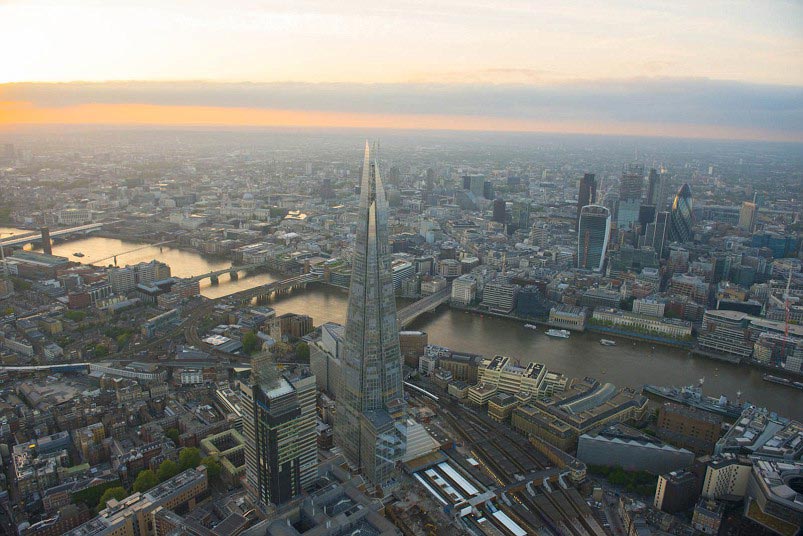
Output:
[334, 141, 406, 487]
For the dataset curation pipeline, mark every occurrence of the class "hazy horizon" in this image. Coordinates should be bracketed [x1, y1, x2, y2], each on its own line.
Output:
[1, 1, 801, 141]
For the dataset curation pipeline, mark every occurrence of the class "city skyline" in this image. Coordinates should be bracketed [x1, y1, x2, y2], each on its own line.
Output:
[2, 125, 803, 535]
[2, 2, 803, 532]
[1, 1, 801, 141]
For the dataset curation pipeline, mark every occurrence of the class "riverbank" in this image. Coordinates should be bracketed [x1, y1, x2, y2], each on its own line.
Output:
[450, 302, 693, 349]
[447, 301, 803, 381]
[15, 230, 803, 417]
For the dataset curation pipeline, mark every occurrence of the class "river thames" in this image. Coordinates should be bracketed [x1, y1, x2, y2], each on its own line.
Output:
[13, 231, 803, 419]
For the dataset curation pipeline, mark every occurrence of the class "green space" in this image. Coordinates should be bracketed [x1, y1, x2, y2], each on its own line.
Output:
[588, 465, 658, 497]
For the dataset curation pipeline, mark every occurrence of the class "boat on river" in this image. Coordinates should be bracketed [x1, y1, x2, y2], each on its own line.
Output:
[642, 379, 749, 420]
[762, 374, 803, 391]
[545, 329, 570, 339]
[600, 339, 616, 346]
[524, 324, 538, 330]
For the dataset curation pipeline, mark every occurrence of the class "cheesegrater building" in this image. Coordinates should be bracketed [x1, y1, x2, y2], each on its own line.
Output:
[334, 142, 406, 487]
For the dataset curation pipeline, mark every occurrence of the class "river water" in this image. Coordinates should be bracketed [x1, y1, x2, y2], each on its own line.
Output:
[8, 230, 802, 418]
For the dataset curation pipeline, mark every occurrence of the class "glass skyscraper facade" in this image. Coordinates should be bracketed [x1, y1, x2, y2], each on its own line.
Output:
[617, 164, 644, 230]
[576, 173, 596, 231]
[577, 205, 611, 272]
[669, 183, 694, 243]
[242, 356, 317, 508]
[334, 142, 406, 487]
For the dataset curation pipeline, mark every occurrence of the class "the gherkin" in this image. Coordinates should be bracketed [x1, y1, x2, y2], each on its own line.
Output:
[333, 142, 406, 487]
[669, 183, 694, 243]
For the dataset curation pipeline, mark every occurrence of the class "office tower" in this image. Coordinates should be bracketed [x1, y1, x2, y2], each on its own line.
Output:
[469, 175, 485, 199]
[334, 142, 406, 487]
[618, 164, 644, 230]
[462, 175, 471, 190]
[492, 198, 507, 224]
[669, 183, 694, 243]
[425, 168, 435, 192]
[603, 191, 620, 224]
[656, 168, 671, 211]
[646, 168, 660, 206]
[320, 178, 334, 199]
[739, 201, 757, 233]
[510, 201, 531, 231]
[752, 191, 764, 209]
[242, 354, 317, 507]
[576, 173, 597, 230]
[647, 167, 670, 209]
[483, 180, 494, 200]
[650, 211, 670, 258]
[387, 165, 401, 186]
[638, 205, 656, 236]
[577, 205, 611, 272]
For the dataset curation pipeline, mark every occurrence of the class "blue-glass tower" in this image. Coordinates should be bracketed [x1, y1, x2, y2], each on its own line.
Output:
[577, 205, 611, 272]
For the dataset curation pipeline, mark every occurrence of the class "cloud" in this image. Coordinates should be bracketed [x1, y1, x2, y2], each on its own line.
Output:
[1, 78, 801, 141]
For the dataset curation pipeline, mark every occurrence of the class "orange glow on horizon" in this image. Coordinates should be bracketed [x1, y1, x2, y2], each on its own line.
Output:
[0, 100, 798, 143]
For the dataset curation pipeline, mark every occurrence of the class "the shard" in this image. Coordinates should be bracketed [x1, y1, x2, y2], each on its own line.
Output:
[334, 141, 406, 487]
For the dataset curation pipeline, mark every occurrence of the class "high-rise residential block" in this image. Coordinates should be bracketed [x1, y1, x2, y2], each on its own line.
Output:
[242, 356, 317, 507]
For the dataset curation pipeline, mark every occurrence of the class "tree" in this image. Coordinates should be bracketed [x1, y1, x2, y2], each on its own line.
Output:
[94, 344, 109, 358]
[71, 479, 123, 508]
[619, 296, 635, 311]
[295, 342, 310, 361]
[64, 310, 86, 321]
[272, 341, 293, 358]
[201, 456, 221, 480]
[132, 469, 158, 493]
[157, 459, 179, 482]
[116, 332, 132, 350]
[242, 331, 260, 355]
[178, 447, 202, 471]
[165, 427, 180, 444]
[97, 486, 127, 509]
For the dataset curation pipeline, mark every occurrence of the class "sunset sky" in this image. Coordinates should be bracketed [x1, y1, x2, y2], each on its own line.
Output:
[1, 0, 801, 141]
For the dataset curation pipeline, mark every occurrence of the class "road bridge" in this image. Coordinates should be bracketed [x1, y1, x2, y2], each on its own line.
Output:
[0, 223, 106, 247]
[223, 273, 321, 302]
[397, 285, 451, 327]
[188, 263, 266, 284]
